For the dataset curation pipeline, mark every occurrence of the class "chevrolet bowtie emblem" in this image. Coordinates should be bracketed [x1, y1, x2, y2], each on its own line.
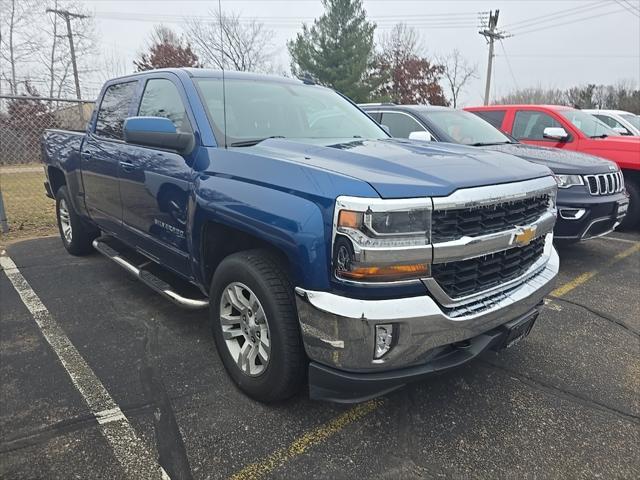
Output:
[514, 226, 536, 246]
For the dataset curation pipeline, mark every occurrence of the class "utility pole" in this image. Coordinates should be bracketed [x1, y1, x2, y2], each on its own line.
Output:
[46, 9, 87, 100]
[46, 8, 88, 124]
[479, 10, 508, 105]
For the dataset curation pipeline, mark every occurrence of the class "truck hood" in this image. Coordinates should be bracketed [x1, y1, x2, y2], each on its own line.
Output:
[249, 138, 552, 198]
[480, 142, 618, 175]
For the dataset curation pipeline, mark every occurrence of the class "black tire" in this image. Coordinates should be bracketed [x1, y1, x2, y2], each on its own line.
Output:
[209, 249, 306, 402]
[619, 178, 640, 230]
[55, 186, 99, 255]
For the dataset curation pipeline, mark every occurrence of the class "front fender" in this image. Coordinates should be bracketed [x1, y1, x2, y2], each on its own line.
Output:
[191, 174, 332, 290]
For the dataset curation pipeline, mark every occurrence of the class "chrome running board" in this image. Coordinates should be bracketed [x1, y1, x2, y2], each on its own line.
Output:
[92, 238, 209, 310]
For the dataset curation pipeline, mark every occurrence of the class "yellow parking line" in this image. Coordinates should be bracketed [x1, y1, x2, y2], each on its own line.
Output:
[229, 399, 383, 480]
[551, 242, 640, 298]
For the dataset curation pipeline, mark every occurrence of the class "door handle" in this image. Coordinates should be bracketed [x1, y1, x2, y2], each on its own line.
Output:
[119, 161, 135, 171]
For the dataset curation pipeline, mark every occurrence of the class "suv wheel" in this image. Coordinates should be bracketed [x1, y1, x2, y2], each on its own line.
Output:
[210, 249, 306, 402]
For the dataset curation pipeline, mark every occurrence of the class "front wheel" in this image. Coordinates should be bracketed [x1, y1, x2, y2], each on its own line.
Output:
[209, 249, 306, 402]
[55, 186, 98, 255]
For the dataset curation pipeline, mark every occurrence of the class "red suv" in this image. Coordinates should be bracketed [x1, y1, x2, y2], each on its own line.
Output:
[466, 105, 640, 228]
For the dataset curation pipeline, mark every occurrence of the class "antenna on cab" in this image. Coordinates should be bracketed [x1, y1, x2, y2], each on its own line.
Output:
[218, 0, 227, 148]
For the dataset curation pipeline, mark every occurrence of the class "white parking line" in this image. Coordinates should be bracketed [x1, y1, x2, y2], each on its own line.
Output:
[0, 253, 170, 480]
[598, 235, 639, 245]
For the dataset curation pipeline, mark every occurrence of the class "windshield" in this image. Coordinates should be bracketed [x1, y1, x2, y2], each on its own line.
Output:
[620, 113, 640, 129]
[196, 78, 388, 146]
[559, 109, 618, 138]
[421, 109, 512, 145]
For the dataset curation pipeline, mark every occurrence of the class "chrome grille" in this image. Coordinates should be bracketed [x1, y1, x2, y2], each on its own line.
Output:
[431, 236, 546, 299]
[431, 194, 550, 243]
[584, 171, 624, 195]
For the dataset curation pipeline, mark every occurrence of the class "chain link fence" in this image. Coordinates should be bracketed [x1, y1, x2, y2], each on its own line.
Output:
[0, 95, 95, 242]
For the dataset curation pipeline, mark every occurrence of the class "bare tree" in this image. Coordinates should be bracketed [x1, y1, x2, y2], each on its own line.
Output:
[185, 10, 275, 72]
[379, 23, 424, 63]
[0, 0, 41, 94]
[439, 49, 477, 108]
[497, 86, 567, 105]
[99, 46, 131, 82]
[372, 23, 448, 105]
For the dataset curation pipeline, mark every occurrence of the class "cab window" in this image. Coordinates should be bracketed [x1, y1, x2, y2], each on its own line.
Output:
[95, 81, 137, 140]
[472, 110, 506, 129]
[138, 78, 192, 133]
[380, 112, 425, 138]
[512, 110, 562, 141]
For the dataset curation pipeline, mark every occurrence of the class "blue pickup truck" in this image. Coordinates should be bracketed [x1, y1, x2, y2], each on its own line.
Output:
[42, 69, 559, 403]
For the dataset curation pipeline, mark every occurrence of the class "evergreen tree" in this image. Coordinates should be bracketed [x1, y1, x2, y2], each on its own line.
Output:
[287, 0, 381, 102]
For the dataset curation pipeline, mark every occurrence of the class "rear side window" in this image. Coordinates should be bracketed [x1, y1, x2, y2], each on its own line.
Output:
[138, 78, 192, 133]
[472, 110, 505, 129]
[95, 81, 137, 140]
[380, 112, 425, 138]
[512, 110, 562, 140]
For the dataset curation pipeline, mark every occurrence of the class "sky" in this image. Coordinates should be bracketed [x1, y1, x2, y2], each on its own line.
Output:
[25, 0, 640, 105]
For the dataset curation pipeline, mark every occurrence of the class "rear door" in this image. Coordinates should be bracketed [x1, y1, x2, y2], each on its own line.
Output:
[118, 74, 197, 277]
[81, 80, 138, 234]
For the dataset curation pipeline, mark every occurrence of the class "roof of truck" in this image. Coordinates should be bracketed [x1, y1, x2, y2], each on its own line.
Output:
[466, 104, 573, 111]
[107, 68, 305, 85]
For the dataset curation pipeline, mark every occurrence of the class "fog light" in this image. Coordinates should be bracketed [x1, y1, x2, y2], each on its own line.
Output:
[374, 324, 394, 359]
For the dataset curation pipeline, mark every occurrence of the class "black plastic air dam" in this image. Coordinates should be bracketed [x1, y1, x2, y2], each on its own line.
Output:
[308, 308, 540, 403]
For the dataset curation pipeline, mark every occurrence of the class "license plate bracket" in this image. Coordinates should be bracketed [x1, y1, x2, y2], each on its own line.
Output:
[499, 313, 537, 350]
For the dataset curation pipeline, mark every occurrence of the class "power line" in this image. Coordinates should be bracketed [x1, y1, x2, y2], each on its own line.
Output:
[512, 7, 628, 36]
[499, 39, 519, 91]
[615, 0, 640, 17]
[502, 1, 609, 30]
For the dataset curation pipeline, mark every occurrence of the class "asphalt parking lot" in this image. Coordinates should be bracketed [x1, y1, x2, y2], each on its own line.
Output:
[1, 232, 639, 479]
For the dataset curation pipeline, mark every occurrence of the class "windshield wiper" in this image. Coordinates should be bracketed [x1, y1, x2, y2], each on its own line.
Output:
[469, 141, 512, 146]
[230, 136, 285, 147]
[589, 134, 608, 139]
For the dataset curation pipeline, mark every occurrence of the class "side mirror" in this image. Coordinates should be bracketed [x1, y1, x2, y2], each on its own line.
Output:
[124, 116, 194, 154]
[612, 126, 630, 135]
[380, 124, 391, 135]
[408, 131, 432, 142]
[543, 127, 569, 141]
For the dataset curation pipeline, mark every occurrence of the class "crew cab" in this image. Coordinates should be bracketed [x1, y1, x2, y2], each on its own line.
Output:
[466, 104, 640, 228]
[360, 104, 628, 241]
[42, 69, 559, 403]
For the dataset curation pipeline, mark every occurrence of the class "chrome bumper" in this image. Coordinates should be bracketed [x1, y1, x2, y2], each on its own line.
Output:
[295, 244, 559, 372]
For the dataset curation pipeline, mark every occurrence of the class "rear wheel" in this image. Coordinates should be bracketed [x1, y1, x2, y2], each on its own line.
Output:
[210, 249, 306, 402]
[55, 186, 98, 255]
[619, 179, 639, 230]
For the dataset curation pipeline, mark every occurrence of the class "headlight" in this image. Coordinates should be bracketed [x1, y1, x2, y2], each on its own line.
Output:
[333, 197, 431, 282]
[554, 174, 584, 188]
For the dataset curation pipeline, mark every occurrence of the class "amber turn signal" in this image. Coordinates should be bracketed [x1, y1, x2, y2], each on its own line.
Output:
[339, 263, 429, 282]
[338, 210, 362, 229]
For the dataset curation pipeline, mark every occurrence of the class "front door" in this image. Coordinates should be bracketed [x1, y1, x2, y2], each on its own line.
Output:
[118, 77, 195, 277]
[511, 109, 574, 150]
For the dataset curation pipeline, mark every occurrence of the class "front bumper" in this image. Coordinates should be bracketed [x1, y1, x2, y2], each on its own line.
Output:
[554, 192, 628, 241]
[308, 309, 539, 403]
[295, 243, 559, 400]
